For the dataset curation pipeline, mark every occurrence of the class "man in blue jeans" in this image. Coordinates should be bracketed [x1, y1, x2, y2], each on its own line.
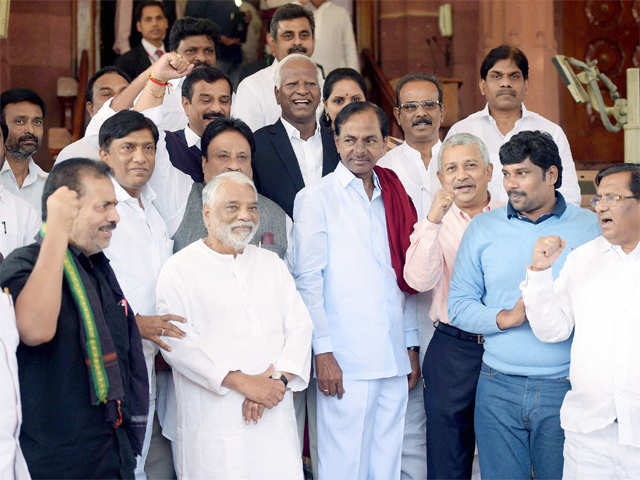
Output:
[447, 130, 600, 479]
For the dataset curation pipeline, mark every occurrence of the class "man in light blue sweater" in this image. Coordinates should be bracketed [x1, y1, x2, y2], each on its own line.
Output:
[447, 130, 600, 479]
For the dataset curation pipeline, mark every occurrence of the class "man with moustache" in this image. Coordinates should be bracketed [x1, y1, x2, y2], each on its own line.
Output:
[98, 110, 184, 479]
[293, 102, 420, 479]
[0, 158, 148, 479]
[0, 89, 47, 214]
[173, 117, 288, 258]
[522, 163, 640, 479]
[115, 1, 170, 80]
[232, 3, 318, 132]
[377, 72, 445, 480]
[447, 130, 600, 479]
[0, 121, 40, 260]
[56, 66, 131, 164]
[404, 133, 501, 479]
[252, 53, 339, 219]
[436, 45, 581, 206]
[156, 171, 312, 478]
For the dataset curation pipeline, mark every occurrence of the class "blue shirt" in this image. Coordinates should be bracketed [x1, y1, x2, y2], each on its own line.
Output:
[292, 162, 418, 380]
[447, 194, 601, 377]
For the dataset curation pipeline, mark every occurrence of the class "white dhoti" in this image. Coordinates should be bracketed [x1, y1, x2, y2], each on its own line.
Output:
[316, 375, 408, 480]
[563, 422, 640, 480]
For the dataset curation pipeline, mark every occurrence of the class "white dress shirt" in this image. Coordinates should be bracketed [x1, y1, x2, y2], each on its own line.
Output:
[0, 184, 40, 259]
[232, 60, 281, 132]
[141, 38, 165, 62]
[310, 1, 360, 75]
[0, 293, 30, 479]
[103, 178, 173, 394]
[281, 117, 323, 187]
[0, 159, 47, 215]
[521, 236, 640, 447]
[439, 104, 582, 206]
[377, 140, 441, 220]
[54, 137, 101, 165]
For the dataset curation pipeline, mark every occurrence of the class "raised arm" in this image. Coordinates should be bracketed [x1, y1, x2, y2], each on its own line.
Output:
[14, 187, 80, 345]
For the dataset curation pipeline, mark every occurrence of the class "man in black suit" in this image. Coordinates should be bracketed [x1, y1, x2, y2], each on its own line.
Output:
[115, 0, 169, 80]
[253, 53, 339, 218]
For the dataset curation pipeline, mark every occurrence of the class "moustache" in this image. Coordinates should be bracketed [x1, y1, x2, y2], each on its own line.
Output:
[287, 45, 308, 54]
[412, 117, 432, 126]
[497, 89, 516, 96]
[18, 134, 39, 144]
[203, 112, 223, 120]
[453, 181, 475, 189]
[99, 222, 117, 232]
[507, 190, 527, 198]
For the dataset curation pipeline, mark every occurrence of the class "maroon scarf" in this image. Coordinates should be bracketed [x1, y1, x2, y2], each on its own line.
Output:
[373, 166, 418, 295]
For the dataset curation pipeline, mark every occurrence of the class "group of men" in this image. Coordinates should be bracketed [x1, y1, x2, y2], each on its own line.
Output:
[0, 2, 639, 480]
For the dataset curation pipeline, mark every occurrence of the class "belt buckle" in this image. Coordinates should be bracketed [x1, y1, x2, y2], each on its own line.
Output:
[477, 334, 484, 345]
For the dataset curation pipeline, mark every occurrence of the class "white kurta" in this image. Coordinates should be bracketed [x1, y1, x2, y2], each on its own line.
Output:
[156, 241, 312, 479]
[309, 1, 360, 75]
[0, 293, 31, 480]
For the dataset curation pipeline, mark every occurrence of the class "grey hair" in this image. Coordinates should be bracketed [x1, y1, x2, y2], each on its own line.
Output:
[438, 133, 490, 172]
[202, 171, 258, 207]
[273, 53, 323, 89]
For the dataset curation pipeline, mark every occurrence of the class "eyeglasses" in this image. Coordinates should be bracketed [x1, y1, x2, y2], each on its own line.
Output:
[398, 100, 441, 113]
[590, 193, 638, 208]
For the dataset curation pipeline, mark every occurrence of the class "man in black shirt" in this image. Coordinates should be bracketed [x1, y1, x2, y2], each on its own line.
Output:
[0, 158, 148, 479]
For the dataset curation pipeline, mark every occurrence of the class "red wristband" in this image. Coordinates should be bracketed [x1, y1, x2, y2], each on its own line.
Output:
[148, 74, 168, 86]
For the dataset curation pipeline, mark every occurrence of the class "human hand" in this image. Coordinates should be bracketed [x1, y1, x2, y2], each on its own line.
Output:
[242, 398, 265, 424]
[407, 349, 421, 390]
[135, 314, 186, 351]
[45, 187, 81, 238]
[497, 297, 527, 330]
[315, 352, 344, 399]
[531, 236, 565, 271]
[427, 189, 455, 224]
[240, 364, 286, 408]
[150, 53, 193, 82]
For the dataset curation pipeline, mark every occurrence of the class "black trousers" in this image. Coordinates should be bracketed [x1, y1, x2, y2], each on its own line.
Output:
[423, 325, 484, 480]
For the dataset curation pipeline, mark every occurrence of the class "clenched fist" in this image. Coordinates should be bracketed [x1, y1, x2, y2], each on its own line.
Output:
[531, 236, 565, 271]
[46, 186, 81, 237]
[150, 52, 193, 83]
[427, 189, 455, 224]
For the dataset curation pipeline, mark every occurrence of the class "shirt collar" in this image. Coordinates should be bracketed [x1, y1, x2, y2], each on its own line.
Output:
[141, 38, 165, 58]
[334, 161, 381, 191]
[599, 235, 640, 259]
[110, 175, 156, 206]
[281, 116, 320, 141]
[507, 191, 567, 224]
[0, 157, 47, 185]
[480, 102, 531, 120]
[184, 125, 201, 149]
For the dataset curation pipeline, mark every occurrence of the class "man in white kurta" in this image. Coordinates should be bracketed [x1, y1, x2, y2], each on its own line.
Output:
[0, 292, 31, 479]
[156, 172, 312, 479]
[521, 164, 640, 479]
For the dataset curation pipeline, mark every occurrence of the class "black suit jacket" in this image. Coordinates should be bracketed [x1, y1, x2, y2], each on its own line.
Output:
[114, 45, 151, 80]
[252, 119, 340, 218]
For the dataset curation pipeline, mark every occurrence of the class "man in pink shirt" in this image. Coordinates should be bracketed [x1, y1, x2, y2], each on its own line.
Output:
[404, 132, 501, 479]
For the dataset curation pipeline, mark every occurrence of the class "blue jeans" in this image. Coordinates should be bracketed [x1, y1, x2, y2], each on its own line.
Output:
[475, 363, 570, 480]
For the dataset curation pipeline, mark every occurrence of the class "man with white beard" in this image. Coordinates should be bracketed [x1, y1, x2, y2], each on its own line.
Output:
[155, 171, 312, 478]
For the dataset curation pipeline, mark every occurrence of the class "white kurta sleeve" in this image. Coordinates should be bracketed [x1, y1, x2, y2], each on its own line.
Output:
[274, 259, 312, 392]
[156, 265, 232, 395]
[520, 258, 575, 343]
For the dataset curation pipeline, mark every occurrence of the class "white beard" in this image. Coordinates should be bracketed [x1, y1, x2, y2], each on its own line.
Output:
[213, 220, 259, 252]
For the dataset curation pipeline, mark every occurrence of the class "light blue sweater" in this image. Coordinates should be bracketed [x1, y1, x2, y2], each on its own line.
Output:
[448, 196, 600, 377]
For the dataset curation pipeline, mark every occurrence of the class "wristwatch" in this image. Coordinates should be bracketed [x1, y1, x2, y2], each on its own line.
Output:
[407, 346, 420, 353]
[278, 374, 288, 387]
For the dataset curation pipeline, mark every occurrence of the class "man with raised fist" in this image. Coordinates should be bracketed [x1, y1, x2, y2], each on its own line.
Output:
[521, 163, 640, 479]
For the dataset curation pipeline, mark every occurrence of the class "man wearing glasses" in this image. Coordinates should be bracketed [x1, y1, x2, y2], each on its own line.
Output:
[447, 130, 600, 479]
[378, 72, 445, 480]
[522, 163, 640, 479]
[434, 45, 581, 206]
